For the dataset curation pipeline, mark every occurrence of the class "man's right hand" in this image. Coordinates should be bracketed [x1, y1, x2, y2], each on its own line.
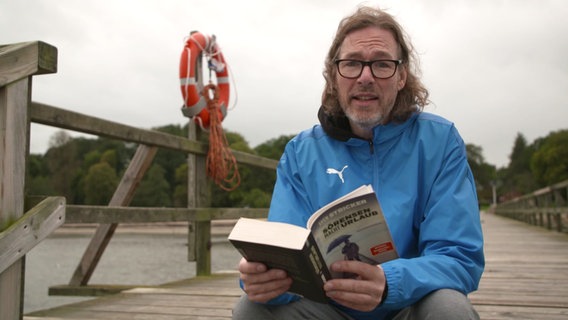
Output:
[238, 257, 292, 303]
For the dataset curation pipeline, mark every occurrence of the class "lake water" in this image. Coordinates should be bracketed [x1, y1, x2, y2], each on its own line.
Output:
[23, 227, 242, 314]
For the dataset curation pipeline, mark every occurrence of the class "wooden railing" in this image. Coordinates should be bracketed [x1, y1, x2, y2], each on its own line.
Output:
[493, 180, 568, 233]
[0, 41, 276, 319]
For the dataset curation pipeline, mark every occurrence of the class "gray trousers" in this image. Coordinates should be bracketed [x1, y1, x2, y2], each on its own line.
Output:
[232, 289, 480, 320]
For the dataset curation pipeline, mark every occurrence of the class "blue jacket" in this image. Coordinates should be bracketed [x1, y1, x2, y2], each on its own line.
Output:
[265, 109, 485, 320]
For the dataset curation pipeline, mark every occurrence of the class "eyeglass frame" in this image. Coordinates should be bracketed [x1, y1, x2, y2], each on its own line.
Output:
[334, 59, 403, 79]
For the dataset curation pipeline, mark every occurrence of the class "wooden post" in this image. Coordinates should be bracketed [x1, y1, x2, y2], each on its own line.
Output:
[186, 48, 212, 276]
[187, 122, 211, 276]
[553, 187, 566, 233]
[0, 74, 29, 320]
[0, 41, 57, 320]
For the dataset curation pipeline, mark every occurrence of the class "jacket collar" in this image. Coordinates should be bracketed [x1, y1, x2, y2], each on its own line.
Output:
[318, 106, 359, 141]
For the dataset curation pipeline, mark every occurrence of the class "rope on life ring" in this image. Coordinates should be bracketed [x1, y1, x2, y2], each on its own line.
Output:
[202, 83, 240, 191]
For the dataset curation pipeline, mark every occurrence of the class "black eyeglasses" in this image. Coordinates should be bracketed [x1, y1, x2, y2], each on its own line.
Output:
[335, 59, 403, 79]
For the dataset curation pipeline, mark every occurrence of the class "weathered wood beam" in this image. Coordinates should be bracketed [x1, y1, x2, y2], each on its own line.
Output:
[29, 102, 278, 170]
[49, 284, 136, 297]
[0, 41, 57, 86]
[0, 197, 65, 274]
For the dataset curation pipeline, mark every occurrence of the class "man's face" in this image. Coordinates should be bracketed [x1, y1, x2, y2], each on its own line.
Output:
[335, 26, 407, 134]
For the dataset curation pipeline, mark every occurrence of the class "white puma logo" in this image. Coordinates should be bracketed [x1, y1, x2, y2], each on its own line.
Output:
[326, 165, 348, 183]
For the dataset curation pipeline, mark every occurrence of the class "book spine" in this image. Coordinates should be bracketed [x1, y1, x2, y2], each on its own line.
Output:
[305, 233, 333, 284]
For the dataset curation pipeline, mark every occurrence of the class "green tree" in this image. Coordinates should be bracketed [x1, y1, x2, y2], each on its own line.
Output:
[240, 188, 272, 208]
[84, 162, 119, 205]
[48, 130, 72, 148]
[152, 124, 188, 202]
[241, 134, 295, 203]
[26, 175, 53, 196]
[466, 144, 484, 166]
[173, 163, 188, 207]
[27, 154, 49, 176]
[83, 150, 102, 169]
[131, 164, 172, 207]
[26, 154, 54, 196]
[255, 135, 295, 160]
[499, 133, 537, 199]
[509, 133, 532, 174]
[466, 144, 496, 206]
[44, 136, 83, 203]
[226, 132, 254, 153]
[100, 149, 118, 169]
[531, 129, 568, 186]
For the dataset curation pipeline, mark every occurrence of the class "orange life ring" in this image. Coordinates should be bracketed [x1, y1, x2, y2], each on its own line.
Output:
[179, 31, 230, 128]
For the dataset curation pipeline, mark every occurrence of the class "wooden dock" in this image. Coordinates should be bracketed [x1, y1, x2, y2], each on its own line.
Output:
[469, 211, 568, 319]
[24, 211, 568, 320]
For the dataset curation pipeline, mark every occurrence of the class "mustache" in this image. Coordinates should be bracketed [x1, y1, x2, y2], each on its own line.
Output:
[353, 84, 375, 93]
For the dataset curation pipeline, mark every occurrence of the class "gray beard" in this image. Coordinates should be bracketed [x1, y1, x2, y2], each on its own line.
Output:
[346, 112, 384, 130]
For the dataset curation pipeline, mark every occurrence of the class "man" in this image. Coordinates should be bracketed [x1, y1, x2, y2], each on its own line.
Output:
[233, 6, 484, 320]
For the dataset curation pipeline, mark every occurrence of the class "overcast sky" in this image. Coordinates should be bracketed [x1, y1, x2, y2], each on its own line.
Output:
[2, 0, 567, 167]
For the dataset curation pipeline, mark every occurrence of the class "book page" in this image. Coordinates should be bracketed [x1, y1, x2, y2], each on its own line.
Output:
[229, 218, 310, 250]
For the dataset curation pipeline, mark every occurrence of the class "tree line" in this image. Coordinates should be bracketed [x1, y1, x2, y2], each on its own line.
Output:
[26, 124, 568, 209]
[467, 130, 568, 206]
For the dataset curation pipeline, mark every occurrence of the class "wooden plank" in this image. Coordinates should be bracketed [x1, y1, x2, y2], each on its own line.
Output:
[0, 197, 65, 273]
[49, 284, 137, 297]
[69, 145, 157, 286]
[106, 293, 239, 307]
[126, 287, 242, 297]
[0, 41, 57, 86]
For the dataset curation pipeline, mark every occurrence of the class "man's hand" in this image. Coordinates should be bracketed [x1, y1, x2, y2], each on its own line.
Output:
[238, 257, 292, 303]
[323, 261, 387, 311]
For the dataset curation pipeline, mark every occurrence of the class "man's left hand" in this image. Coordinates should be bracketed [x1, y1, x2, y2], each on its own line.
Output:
[323, 261, 387, 311]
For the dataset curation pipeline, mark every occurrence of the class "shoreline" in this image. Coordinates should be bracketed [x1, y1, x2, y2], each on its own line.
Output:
[53, 220, 237, 237]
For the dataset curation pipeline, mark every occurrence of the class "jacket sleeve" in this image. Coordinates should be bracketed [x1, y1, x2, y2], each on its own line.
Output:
[379, 128, 485, 310]
[268, 140, 316, 227]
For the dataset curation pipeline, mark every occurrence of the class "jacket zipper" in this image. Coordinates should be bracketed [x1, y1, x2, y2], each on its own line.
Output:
[369, 140, 375, 154]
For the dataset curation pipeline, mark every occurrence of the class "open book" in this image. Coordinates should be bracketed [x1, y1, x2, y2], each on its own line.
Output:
[228, 185, 398, 303]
